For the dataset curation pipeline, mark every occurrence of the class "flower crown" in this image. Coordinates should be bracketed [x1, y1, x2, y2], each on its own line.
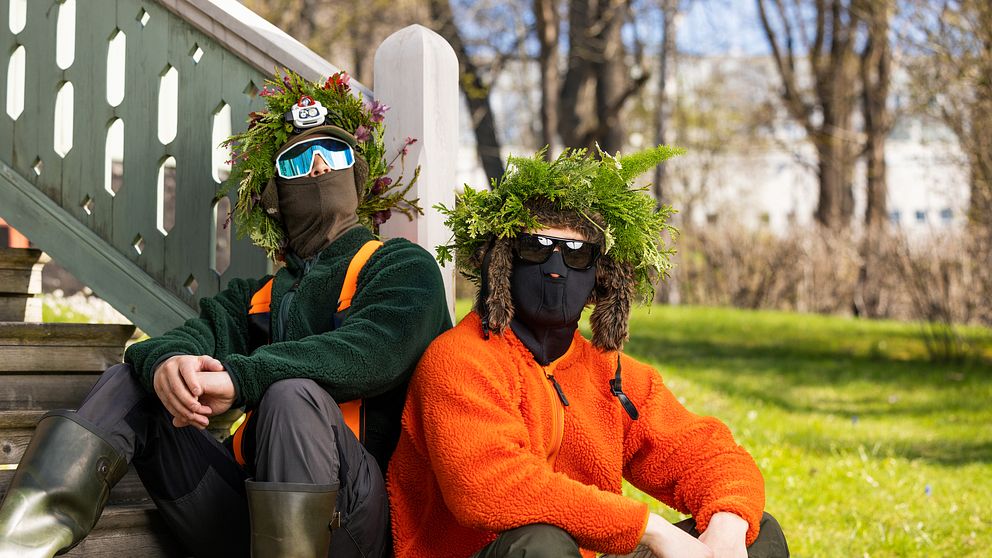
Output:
[220, 70, 420, 258]
[435, 146, 683, 300]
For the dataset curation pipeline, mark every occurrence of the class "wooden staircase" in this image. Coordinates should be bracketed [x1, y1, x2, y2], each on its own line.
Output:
[0, 248, 187, 556]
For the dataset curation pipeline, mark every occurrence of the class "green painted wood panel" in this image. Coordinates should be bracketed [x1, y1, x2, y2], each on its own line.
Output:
[164, 17, 217, 304]
[12, 1, 59, 200]
[0, 4, 15, 163]
[61, 1, 115, 238]
[0, 0, 326, 329]
[115, 0, 169, 284]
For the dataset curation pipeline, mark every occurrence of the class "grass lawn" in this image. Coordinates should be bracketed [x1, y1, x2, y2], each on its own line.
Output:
[457, 302, 992, 557]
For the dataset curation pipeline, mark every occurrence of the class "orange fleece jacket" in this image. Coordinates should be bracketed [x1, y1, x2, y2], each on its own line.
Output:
[388, 312, 765, 558]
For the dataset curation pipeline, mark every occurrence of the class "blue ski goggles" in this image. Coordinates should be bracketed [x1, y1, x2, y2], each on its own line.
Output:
[275, 137, 355, 179]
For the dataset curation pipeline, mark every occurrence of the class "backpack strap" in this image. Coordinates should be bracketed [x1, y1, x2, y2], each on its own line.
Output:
[335, 240, 383, 445]
[337, 240, 384, 312]
[249, 279, 274, 314]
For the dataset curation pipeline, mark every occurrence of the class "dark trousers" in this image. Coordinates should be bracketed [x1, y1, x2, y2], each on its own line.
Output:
[474, 512, 789, 558]
[75, 364, 388, 558]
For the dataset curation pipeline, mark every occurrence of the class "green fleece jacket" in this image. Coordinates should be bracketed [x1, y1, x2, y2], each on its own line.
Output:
[124, 226, 451, 470]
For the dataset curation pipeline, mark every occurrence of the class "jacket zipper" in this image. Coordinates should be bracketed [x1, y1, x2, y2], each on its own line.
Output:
[542, 364, 567, 467]
[273, 257, 317, 343]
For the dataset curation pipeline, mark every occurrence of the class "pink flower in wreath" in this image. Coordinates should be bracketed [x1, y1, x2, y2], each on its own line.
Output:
[354, 125, 371, 143]
[366, 99, 389, 123]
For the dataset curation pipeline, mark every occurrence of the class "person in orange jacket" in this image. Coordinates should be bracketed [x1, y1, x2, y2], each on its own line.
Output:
[388, 148, 790, 558]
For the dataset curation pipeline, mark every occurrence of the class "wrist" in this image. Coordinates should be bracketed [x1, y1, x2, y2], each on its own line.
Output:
[705, 511, 748, 537]
[641, 512, 679, 547]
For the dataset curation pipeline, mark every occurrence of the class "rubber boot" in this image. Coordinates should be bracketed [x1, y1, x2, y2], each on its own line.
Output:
[246, 480, 339, 558]
[0, 411, 127, 557]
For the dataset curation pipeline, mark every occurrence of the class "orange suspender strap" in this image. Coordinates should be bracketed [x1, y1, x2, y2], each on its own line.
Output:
[249, 279, 273, 314]
[231, 410, 253, 466]
[232, 240, 383, 467]
[336, 240, 383, 444]
[337, 240, 383, 312]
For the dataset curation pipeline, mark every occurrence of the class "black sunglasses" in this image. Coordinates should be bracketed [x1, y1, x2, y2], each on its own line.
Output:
[514, 233, 601, 270]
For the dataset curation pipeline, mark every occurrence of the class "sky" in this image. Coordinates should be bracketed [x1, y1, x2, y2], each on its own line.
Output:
[677, 0, 772, 56]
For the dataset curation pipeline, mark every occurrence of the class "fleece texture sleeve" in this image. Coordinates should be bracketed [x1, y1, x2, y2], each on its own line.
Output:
[621, 356, 766, 544]
[224, 240, 449, 406]
[124, 276, 266, 396]
[410, 333, 648, 555]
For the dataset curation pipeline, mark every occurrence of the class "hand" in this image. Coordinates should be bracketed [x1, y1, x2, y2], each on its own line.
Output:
[196, 371, 236, 418]
[153, 355, 224, 429]
[640, 512, 714, 558]
[698, 512, 748, 558]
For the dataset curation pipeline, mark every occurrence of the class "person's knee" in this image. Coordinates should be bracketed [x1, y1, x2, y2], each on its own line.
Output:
[749, 512, 790, 558]
[98, 362, 140, 391]
[258, 379, 333, 411]
[496, 524, 581, 558]
[256, 379, 340, 425]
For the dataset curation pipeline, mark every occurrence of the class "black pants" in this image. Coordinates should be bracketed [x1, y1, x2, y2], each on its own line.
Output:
[75, 364, 388, 558]
[474, 512, 790, 558]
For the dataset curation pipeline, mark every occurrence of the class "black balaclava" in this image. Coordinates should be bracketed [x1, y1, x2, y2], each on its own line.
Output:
[509, 250, 597, 366]
[276, 168, 359, 259]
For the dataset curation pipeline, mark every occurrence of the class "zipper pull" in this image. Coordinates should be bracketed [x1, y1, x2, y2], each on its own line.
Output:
[546, 374, 570, 407]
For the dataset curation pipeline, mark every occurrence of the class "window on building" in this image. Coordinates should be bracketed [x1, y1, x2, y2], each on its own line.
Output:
[940, 208, 953, 224]
[915, 210, 927, 223]
[889, 210, 901, 224]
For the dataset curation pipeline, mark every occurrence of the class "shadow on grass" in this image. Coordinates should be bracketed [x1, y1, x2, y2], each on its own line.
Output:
[778, 432, 992, 466]
[624, 331, 992, 466]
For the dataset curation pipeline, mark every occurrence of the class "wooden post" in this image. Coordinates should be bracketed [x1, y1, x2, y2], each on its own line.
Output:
[374, 25, 459, 321]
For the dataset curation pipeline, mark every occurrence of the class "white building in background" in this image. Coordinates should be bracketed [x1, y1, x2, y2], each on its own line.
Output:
[455, 54, 969, 236]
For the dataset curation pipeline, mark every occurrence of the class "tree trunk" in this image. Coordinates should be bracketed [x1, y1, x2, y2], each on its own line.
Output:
[535, 0, 561, 159]
[427, 0, 505, 183]
[594, 0, 627, 154]
[652, 0, 677, 204]
[814, 135, 855, 229]
[558, 0, 594, 148]
[856, 0, 893, 318]
[967, 11, 992, 228]
[757, 0, 861, 229]
[653, 0, 679, 305]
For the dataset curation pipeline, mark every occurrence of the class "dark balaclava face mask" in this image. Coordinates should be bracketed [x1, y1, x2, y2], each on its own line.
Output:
[509, 249, 597, 365]
[276, 166, 359, 259]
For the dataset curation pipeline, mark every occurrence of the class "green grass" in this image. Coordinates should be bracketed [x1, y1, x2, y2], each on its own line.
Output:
[455, 301, 992, 557]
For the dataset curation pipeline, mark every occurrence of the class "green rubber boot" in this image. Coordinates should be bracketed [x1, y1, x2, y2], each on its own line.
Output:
[246, 480, 339, 558]
[0, 412, 127, 557]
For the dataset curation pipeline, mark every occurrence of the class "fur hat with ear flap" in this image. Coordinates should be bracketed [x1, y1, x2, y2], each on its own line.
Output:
[437, 146, 683, 352]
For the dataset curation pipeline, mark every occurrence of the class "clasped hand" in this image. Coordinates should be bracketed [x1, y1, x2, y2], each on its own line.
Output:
[153, 355, 236, 429]
[640, 511, 748, 558]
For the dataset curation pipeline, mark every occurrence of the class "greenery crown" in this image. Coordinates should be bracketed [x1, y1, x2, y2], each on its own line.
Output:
[220, 70, 420, 258]
[435, 146, 683, 300]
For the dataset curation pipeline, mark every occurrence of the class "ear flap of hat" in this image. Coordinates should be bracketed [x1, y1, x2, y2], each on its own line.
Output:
[478, 237, 515, 334]
[590, 256, 634, 351]
[354, 155, 369, 199]
[259, 178, 281, 223]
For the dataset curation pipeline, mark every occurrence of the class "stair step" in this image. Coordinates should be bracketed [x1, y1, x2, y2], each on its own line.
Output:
[0, 248, 48, 295]
[0, 322, 135, 372]
[63, 503, 188, 557]
[0, 249, 49, 322]
[0, 409, 241, 466]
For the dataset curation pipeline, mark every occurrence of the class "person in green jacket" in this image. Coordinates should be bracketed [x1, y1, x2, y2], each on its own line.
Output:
[0, 71, 451, 558]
